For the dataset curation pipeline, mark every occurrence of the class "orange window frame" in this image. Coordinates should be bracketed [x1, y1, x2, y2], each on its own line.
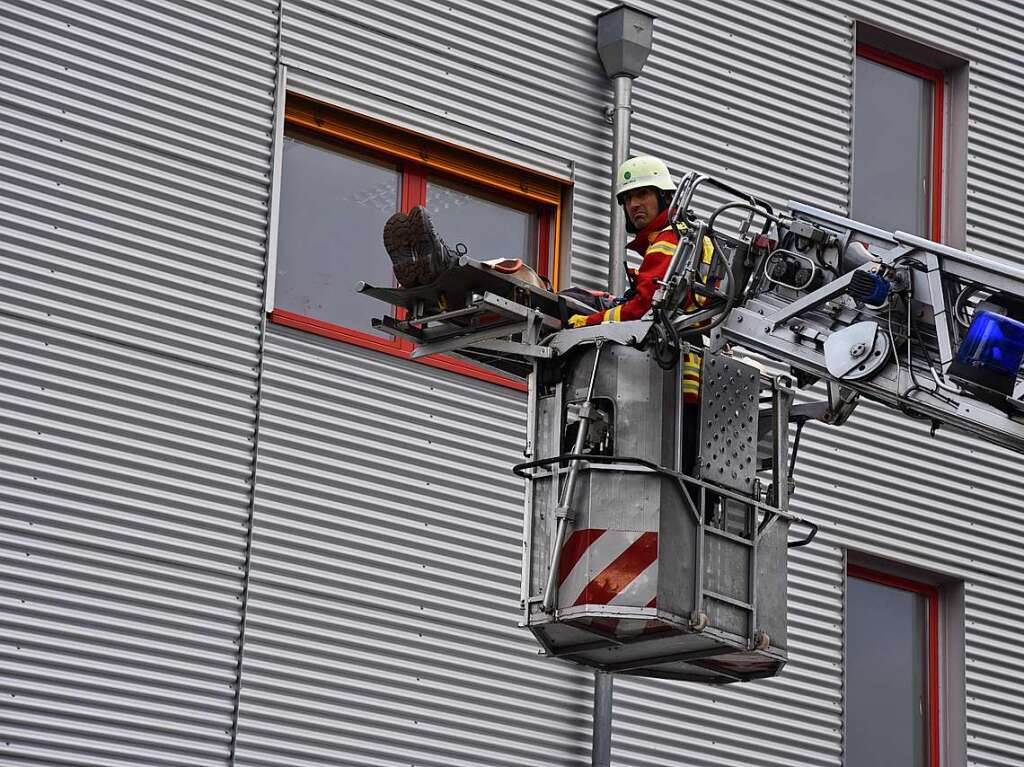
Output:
[270, 94, 566, 391]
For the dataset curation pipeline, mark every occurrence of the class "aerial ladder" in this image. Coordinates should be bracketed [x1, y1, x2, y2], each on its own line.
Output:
[360, 174, 1024, 683]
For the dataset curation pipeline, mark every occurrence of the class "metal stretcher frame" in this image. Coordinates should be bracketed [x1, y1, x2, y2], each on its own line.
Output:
[358, 257, 594, 377]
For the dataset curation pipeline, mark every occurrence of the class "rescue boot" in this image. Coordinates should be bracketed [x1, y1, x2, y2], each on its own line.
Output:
[382, 209, 424, 287]
[382, 206, 457, 287]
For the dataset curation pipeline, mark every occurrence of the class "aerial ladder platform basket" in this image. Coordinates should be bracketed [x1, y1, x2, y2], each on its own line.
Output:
[516, 337, 794, 682]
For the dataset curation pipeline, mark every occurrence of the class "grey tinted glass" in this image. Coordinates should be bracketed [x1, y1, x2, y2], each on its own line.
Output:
[275, 133, 398, 334]
[425, 179, 537, 267]
[852, 57, 932, 236]
[847, 576, 927, 767]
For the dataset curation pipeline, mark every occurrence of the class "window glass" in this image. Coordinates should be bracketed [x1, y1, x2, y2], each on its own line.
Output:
[276, 131, 398, 334]
[425, 178, 537, 267]
[852, 56, 933, 236]
[847, 576, 928, 767]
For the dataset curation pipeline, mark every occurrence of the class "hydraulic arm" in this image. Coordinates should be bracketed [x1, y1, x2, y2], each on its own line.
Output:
[651, 174, 1024, 454]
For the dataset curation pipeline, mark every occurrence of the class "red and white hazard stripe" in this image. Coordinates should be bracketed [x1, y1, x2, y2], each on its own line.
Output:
[557, 528, 666, 638]
[557, 528, 659, 610]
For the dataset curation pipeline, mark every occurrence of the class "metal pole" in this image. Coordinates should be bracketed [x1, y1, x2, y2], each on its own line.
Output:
[592, 671, 613, 767]
[608, 74, 632, 297]
[542, 342, 605, 612]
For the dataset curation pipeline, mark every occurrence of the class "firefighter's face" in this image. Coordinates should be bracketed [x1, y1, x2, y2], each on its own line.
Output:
[623, 187, 660, 230]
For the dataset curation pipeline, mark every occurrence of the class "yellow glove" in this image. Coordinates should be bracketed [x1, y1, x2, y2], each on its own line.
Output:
[567, 314, 589, 328]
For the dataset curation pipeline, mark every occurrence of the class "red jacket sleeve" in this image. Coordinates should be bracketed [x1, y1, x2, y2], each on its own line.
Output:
[583, 231, 678, 326]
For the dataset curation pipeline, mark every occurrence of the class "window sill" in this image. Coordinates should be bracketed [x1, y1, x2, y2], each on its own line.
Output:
[269, 309, 528, 393]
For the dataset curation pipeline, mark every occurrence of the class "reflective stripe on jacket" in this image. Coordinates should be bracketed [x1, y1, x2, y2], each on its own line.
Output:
[583, 209, 714, 401]
[682, 352, 701, 403]
[584, 211, 680, 327]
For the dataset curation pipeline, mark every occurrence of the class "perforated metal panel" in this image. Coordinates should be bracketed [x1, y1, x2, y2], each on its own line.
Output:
[699, 354, 761, 494]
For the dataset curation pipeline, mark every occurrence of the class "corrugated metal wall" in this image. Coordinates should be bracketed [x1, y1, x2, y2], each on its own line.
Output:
[232, 327, 594, 766]
[5, 0, 1024, 765]
[0, 0, 277, 764]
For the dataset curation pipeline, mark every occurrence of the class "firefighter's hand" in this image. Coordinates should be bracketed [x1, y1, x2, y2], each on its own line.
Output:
[567, 314, 589, 328]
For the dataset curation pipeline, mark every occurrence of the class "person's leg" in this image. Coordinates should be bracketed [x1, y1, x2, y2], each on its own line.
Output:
[558, 286, 616, 312]
[680, 400, 699, 516]
[382, 206, 455, 287]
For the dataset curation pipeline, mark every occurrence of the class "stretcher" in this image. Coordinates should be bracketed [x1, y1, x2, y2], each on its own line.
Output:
[358, 255, 593, 378]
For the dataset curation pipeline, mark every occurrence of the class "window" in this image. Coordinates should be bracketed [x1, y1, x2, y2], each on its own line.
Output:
[276, 129, 399, 336]
[270, 94, 565, 389]
[424, 177, 541, 268]
[852, 43, 944, 240]
[846, 564, 940, 767]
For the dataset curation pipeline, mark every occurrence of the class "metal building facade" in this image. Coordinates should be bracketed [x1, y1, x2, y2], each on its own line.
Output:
[0, 2, 1022, 767]
[1, 1, 277, 764]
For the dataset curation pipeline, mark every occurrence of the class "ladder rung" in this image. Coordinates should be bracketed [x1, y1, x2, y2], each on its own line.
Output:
[704, 590, 753, 610]
[703, 525, 754, 546]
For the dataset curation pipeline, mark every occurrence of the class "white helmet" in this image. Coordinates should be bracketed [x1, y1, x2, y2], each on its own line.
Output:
[615, 155, 675, 204]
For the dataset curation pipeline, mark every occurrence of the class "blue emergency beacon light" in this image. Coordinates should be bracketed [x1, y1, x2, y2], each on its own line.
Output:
[949, 311, 1024, 396]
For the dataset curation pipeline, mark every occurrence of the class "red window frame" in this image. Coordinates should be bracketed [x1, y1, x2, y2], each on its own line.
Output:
[847, 563, 940, 767]
[856, 43, 945, 242]
[270, 95, 566, 392]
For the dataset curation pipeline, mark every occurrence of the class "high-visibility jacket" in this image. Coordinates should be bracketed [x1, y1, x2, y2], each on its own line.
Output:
[580, 208, 713, 402]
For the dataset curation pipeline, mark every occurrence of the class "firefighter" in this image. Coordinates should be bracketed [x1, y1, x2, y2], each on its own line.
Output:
[568, 155, 714, 408]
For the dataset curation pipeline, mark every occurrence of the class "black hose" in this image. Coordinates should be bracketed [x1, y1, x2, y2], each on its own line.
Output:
[699, 180, 775, 218]
[788, 520, 818, 548]
[694, 232, 739, 334]
[787, 417, 808, 481]
[706, 201, 779, 234]
[649, 312, 682, 371]
[906, 294, 959, 408]
[513, 452, 676, 480]
[814, 240, 840, 278]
